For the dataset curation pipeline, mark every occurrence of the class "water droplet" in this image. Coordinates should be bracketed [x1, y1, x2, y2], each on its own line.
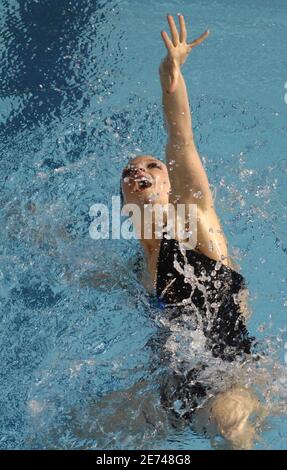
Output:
[215, 260, 222, 271]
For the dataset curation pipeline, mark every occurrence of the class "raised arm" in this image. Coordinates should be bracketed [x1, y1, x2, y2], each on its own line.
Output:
[159, 14, 211, 208]
[159, 14, 230, 265]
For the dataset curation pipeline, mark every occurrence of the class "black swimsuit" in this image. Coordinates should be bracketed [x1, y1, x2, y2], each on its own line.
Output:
[155, 234, 255, 421]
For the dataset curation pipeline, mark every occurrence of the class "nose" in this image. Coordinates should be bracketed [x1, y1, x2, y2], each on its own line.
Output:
[136, 166, 146, 175]
[131, 166, 146, 177]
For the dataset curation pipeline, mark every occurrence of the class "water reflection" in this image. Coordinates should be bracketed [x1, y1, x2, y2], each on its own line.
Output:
[0, 0, 118, 134]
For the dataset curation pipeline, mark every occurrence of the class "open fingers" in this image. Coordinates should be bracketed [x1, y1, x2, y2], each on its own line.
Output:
[178, 14, 187, 43]
[188, 29, 210, 50]
[161, 31, 174, 52]
[167, 14, 179, 46]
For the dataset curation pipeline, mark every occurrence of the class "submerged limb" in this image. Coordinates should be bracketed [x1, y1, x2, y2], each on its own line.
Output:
[159, 362, 268, 449]
[69, 379, 170, 448]
[194, 385, 267, 449]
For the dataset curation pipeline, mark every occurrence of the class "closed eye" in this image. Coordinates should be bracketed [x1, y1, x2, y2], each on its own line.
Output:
[148, 162, 162, 169]
[122, 168, 133, 178]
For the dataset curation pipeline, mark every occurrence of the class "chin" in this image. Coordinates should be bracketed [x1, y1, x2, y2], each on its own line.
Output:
[142, 192, 164, 205]
[147, 195, 169, 206]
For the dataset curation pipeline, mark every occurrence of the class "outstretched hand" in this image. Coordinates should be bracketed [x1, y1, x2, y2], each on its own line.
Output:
[160, 14, 209, 93]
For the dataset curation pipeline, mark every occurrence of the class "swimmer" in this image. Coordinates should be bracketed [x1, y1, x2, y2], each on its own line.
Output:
[120, 14, 264, 449]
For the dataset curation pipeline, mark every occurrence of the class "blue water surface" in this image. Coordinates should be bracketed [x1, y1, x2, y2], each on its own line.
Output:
[0, 0, 287, 449]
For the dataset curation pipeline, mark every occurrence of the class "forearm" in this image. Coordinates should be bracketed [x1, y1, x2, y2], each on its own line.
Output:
[159, 56, 212, 209]
[159, 59, 193, 143]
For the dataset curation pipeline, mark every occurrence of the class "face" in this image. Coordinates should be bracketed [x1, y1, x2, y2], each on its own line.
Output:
[121, 155, 171, 206]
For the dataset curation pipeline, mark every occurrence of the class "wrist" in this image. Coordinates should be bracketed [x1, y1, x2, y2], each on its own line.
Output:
[160, 56, 176, 74]
[159, 60, 168, 77]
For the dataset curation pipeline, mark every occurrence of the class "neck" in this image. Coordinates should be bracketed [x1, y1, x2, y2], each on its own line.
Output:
[133, 210, 164, 262]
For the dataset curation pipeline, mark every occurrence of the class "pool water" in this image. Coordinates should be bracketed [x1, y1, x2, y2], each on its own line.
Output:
[0, 0, 287, 450]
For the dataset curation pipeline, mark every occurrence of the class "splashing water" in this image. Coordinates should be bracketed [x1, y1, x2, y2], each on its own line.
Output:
[145, 233, 287, 449]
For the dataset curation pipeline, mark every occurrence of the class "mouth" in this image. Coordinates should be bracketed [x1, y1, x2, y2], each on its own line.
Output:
[135, 176, 153, 192]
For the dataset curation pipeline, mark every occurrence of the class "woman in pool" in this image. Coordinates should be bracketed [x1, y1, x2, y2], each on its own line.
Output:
[120, 14, 261, 449]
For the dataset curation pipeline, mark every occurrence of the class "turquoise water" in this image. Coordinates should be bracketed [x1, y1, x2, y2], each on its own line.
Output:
[0, 0, 287, 449]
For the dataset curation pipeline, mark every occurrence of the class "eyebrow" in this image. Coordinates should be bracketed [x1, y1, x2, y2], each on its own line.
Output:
[147, 158, 161, 163]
